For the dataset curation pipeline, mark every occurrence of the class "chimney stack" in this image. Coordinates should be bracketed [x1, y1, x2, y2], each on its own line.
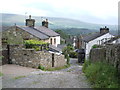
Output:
[26, 15, 35, 27]
[42, 19, 48, 28]
[100, 26, 109, 34]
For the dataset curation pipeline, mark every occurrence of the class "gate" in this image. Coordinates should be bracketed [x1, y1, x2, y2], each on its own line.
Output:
[52, 53, 54, 67]
[2, 45, 11, 65]
[77, 49, 85, 63]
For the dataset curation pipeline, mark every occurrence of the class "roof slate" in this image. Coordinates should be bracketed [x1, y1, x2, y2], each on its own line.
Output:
[35, 26, 59, 37]
[18, 26, 49, 40]
[2, 25, 60, 40]
[82, 32, 107, 42]
[49, 44, 62, 52]
[104, 36, 120, 44]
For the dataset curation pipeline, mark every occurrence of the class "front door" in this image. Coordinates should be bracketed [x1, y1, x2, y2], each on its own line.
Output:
[52, 53, 54, 67]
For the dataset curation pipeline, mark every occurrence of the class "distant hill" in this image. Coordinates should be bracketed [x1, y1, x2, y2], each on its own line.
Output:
[1, 13, 118, 35]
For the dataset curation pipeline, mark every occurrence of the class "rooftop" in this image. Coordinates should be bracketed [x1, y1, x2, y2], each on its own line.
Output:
[35, 26, 59, 37]
[82, 32, 108, 42]
[18, 26, 49, 40]
[2, 25, 60, 40]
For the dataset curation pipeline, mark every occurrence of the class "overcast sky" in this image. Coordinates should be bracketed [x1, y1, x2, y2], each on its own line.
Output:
[1, 0, 119, 25]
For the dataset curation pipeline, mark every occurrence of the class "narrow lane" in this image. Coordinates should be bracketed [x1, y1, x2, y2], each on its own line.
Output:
[2, 58, 90, 88]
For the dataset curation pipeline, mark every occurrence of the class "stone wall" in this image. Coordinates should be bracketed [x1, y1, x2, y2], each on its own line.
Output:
[1, 50, 9, 65]
[9, 45, 66, 69]
[89, 44, 120, 71]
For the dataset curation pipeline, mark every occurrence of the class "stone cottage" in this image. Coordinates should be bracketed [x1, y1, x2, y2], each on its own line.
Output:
[2, 15, 60, 47]
[1, 15, 66, 68]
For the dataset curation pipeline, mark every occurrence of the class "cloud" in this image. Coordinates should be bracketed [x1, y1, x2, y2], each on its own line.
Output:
[1, 0, 119, 24]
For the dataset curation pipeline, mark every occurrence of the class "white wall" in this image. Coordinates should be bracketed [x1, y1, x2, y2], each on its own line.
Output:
[56, 36, 60, 47]
[72, 37, 76, 47]
[85, 33, 114, 59]
[112, 38, 120, 44]
[117, 38, 120, 43]
[49, 36, 60, 47]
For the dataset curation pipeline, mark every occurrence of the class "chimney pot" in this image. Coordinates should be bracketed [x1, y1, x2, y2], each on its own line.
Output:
[29, 15, 31, 19]
[100, 26, 109, 34]
[42, 18, 48, 28]
[25, 15, 35, 27]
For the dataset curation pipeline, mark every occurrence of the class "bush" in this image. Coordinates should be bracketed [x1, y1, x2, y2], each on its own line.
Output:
[66, 54, 70, 65]
[64, 53, 70, 65]
[24, 39, 48, 51]
[0, 56, 4, 61]
[0, 72, 3, 76]
[92, 44, 103, 49]
[82, 60, 91, 73]
[83, 61, 120, 88]
[69, 51, 78, 58]
[62, 46, 74, 55]
[92, 44, 98, 48]
[38, 65, 45, 70]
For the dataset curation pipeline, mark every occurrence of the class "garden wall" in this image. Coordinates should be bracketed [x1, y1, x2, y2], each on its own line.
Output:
[9, 45, 66, 69]
[89, 44, 120, 71]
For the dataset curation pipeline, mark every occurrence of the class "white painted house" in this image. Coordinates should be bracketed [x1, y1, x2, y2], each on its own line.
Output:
[104, 36, 120, 44]
[82, 26, 114, 59]
[35, 26, 60, 47]
[35, 18, 60, 47]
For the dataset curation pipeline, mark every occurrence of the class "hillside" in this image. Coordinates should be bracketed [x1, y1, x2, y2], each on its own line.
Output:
[1, 13, 118, 35]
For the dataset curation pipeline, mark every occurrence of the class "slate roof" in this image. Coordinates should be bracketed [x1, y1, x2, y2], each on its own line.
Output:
[2, 25, 60, 40]
[35, 26, 59, 37]
[18, 26, 49, 40]
[57, 44, 67, 50]
[82, 32, 107, 42]
[104, 36, 120, 44]
[49, 44, 62, 52]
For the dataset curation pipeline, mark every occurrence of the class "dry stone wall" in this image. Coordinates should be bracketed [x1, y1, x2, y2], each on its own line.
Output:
[9, 45, 66, 69]
[89, 44, 120, 71]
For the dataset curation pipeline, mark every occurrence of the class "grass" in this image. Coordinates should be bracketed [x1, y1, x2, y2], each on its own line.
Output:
[0, 72, 3, 76]
[0, 56, 4, 60]
[82, 60, 120, 88]
[32, 81, 40, 84]
[67, 69, 73, 72]
[45, 64, 71, 71]
[38, 64, 70, 71]
[14, 76, 26, 79]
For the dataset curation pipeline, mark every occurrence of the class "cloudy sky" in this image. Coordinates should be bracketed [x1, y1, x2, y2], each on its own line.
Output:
[1, 0, 119, 25]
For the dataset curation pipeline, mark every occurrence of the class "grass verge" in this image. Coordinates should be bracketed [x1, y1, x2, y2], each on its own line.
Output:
[14, 76, 26, 79]
[82, 60, 120, 88]
[38, 64, 70, 71]
[0, 72, 3, 76]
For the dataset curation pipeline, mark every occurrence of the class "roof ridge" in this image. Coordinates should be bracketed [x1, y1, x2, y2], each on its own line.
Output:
[82, 32, 109, 42]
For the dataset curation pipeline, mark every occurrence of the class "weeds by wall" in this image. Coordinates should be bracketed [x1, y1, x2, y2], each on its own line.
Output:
[83, 61, 120, 88]
[89, 44, 120, 72]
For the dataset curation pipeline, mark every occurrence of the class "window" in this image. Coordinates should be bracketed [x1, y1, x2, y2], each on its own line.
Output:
[50, 38, 52, 44]
[54, 38, 56, 45]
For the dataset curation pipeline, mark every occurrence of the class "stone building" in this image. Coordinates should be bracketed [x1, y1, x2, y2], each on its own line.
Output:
[1, 15, 66, 68]
[2, 15, 60, 47]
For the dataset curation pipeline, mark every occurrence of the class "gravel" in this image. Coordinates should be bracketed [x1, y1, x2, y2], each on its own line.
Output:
[2, 58, 91, 88]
